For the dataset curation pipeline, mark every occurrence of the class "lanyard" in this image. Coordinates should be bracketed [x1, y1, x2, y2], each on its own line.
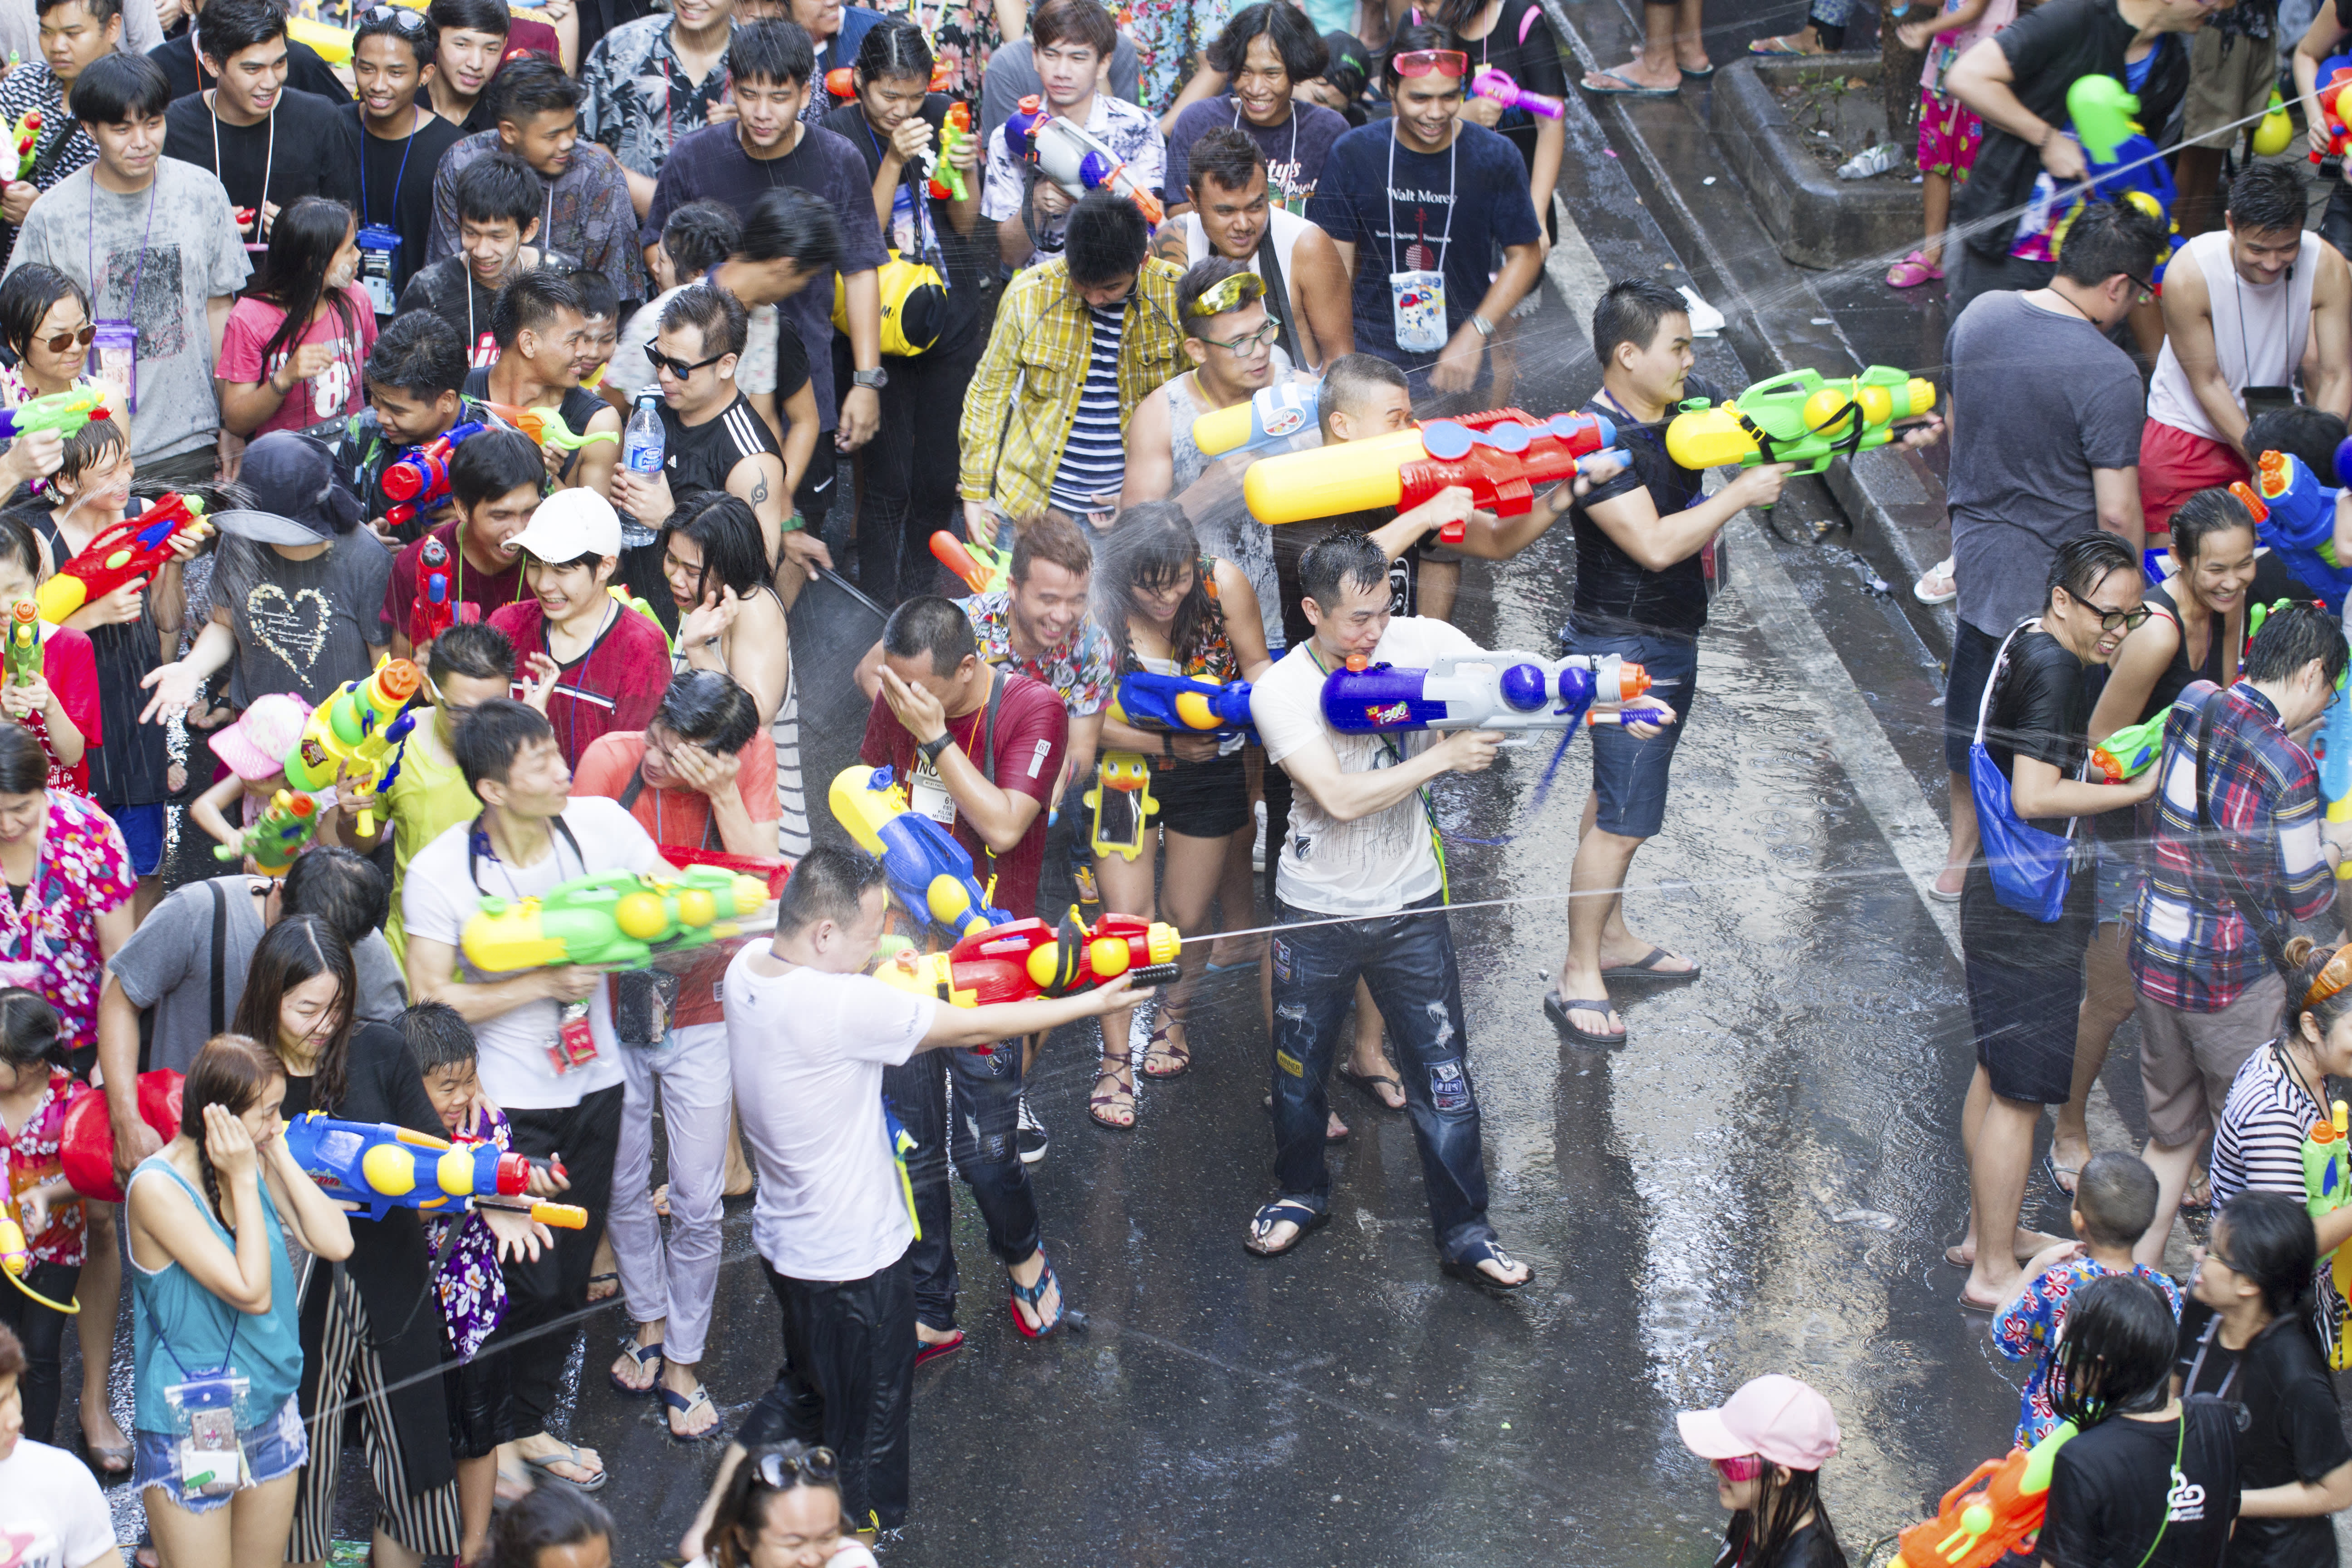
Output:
[857, 109, 938, 261]
[2182, 1314, 2244, 1402]
[356, 106, 420, 231]
[207, 93, 274, 245]
[466, 811, 585, 899]
[1383, 119, 1456, 276]
[87, 179, 158, 327]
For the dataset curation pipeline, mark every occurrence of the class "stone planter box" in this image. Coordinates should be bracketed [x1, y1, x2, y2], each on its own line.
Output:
[1710, 54, 1925, 269]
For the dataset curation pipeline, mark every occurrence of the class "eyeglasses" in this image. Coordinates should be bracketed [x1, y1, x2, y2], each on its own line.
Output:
[1184, 270, 1265, 319]
[754, 1447, 839, 1489]
[1199, 316, 1282, 355]
[33, 323, 92, 355]
[1713, 1455, 1765, 1483]
[648, 348, 725, 379]
[2074, 595, 2154, 632]
[2123, 272, 2156, 306]
[1391, 47, 1468, 78]
[362, 5, 428, 29]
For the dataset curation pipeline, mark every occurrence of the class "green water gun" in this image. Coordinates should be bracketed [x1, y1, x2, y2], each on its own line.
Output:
[2090, 713, 2166, 783]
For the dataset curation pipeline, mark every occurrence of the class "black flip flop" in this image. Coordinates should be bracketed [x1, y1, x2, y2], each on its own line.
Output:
[1337, 1066, 1406, 1114]
[1544, 991, 1626, 1049]
[1601, 946, 1701, 986]
[1245, 1198, 1329, 1257]
[1442, 1240, 1534, 1295]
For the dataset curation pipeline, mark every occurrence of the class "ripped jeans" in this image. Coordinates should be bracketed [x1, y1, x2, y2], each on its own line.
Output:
[1269, 895, 1498, 1261]
[880, 1041, 1040, 1333]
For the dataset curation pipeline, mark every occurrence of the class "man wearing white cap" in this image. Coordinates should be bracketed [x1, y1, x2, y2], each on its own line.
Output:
[1676, 1373, 1847, 1568]
[487, 486, 672, 768]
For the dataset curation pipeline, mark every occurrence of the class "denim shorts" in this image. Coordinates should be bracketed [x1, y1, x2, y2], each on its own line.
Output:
[134, 1393, 307, 1513]
[2094, 838, 2144, 928]
[101, 799, 165, 877]
[1561, 628, 1698, 840]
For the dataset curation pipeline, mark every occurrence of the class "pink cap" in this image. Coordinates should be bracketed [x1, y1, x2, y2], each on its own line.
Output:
[208, 692, 312, 781]
[1676, 1375, 1840, 1471]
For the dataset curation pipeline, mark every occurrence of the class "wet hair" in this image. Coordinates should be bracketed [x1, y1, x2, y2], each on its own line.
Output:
[1010, 512, 1093, 586]
[1188, 126, 1266, 199]
[0, 988, 61, 1075]
[654, 667, 760, 756]
[2247, 406, 2349, 485]
[2168, 487, 2258, 566]
[2283, 933, 2352, 1043]
[455, 699, 556, 794]
[881, 595, 979, 677]
[245, 197, 362, 374]
[427, 0, 510, 41]
[490, 269, 581, 353]
[661, 282, 748, 360]
[2214, 1194, 2335, 1375]
[706, 1442, 847, 1568]
[1029, 0, 1116, 57]
[739, 186, 843, 273]
[1177, 256, 1257, 337]
[489, 1484, 612, 1568]
[729, 18, 815, 89]
[2244, 599, 2349, 686]
[2073, 1151, 2160, 1250]
[0, 265, 91, 363]
[1205, 2, 1328, 81]
[1382, 22, 1461, 89]
[660, 492, 770, 602]
[2227, 162, 2307, 239]
[177, 1034, 288, 1223]
[455, 151, 542, 230]
[2053, 200, 2166, 290]
[398, 999, 478, 1073]
[52, 416, 125, 494]
[492, 55, 580, 125]
[1318, 351, 1407, 437]
[367, 308, 469, 402]
[0, 723, 48, 794]
[35, 0, 122, 25]
[567, 266, 618, 324]
[449, 426, 544, 511]
[1592, 277, 1686, 368]
[231, 913, 357, 1111]
[0, 516, 40, 583]
[1298, 529, 1388, 612]
[2044, 531, 2138, 612]
[427, 620, 516, 688]
[1063, 190, 1150, 288]
[2048, 1273, 2179, 1427]
[772, 847, 885, 940]
[1096, 503, 1214, 668]
[1722, 1466, 1843, 1568]
[280, 844, 390, 947]
[66, 52, 170, 126]
[354, 1, 436, 69]
[854, 17, 931, 83]
[195, 0, 288, 69]
[662, 201, 742, 279]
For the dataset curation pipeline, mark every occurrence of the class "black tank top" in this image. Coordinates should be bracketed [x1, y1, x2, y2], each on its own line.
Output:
[2141, 577, 2230, 718]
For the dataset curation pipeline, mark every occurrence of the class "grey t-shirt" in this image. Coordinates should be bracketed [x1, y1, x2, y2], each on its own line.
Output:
[1, 157, 251, 462]
[106, 876, 407, 1076]
[218, 532, 394, 709]
[1945, 289, 2144, 638]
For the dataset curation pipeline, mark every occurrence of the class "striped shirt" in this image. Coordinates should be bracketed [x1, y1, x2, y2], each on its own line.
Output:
[1048, 304, 1128, 514]
[2211, 1042, 2323, 1208]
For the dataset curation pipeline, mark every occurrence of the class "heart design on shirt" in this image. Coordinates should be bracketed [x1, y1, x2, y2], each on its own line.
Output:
[245, 584, 333, 671]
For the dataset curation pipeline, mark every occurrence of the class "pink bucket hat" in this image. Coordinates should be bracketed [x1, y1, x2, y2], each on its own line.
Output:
[209, 693, 312, 781]
[1677, 1375, 1841, 1471]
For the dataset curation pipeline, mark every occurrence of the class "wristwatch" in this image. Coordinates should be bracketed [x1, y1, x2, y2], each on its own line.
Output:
[853, 367, 889, 390]
[916, 733, 953, 765]
[1470, 314, 1496, 341]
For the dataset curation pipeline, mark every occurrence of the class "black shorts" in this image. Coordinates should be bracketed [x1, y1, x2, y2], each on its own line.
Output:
[1151, 750, 1249, 839]
[1963, 940, 2083, 1105]
[443, 1348, 515, 1460]
[1944, 619, 2003, 774]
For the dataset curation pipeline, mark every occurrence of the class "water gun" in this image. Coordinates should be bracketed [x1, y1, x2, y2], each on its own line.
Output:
[5, 109, 38, 182]
[2312, 54, 2352, 165]
[33, 492, 207, 621]
[463, 863, 770, 972]
[2319, 626, 2352, 885]
[0, 1212, 75, 1312]
[1665, 366, 1934, 477]
[2256, 91, 2294, 158]
[2051, 76, 2178, 284]
[2090, 712, 2166, 783]
[5, 601, 35, 688]
[1470, 65, 1562, 119]
[1083, 751, 1157, 858]
[212, 789, 318, 876]
[407, 530, 480, 647]
[1320, 652, 1650, 734]
[1114, 670, 1255, 744]
[281, 656, 422, 835]
[929, 528, 1009, 594]
[58, 1069, 181, 1203]
[0, 383, 107, 444]
[2303, 1100, 2352, 1367]
[380, 419, 488, 511]
[927, 101, 972, 201]
[829, 764, 1010, 941]
[286, 12, 354, 64]
[1003, 94, 1164, 224]
[2237, 451, 2352, 614]
[875, 909, 1179, 1008]
[478, 400, 617, 452]
[1192, 379, 1319, 460]
[1243, 409, 1622, 539]
[1888, 1422, 2077, 1568]
[282, 1112, 584, 1227]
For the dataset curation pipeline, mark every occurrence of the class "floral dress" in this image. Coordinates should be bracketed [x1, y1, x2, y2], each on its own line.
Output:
[0, 1068, 85, 1268]
[876, 0, 1003, 102]
[0, 793, 133, 1065]
[423, 1107, 512, 1362]
[1130, 0, 1232, 115]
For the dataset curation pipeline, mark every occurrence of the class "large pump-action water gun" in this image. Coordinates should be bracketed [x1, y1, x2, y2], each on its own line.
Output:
[478, 401, 616, 453]
[1470, 65, 1562, 119]
[1888, 1423, 2078, 1568]
[1115, 671, 1256, 744]
[2303, 1099, 2352, 1367]
[283, 657, 421, 835]
[927, 101, 972, 201]
[5, 110, 39, 182]
[33, 492, 207, 622]
[1003, 94, 1164, 224]
[462, 864, 771, 972]
[2312, 54, 2352, 164]
[1242, 409, 1622, 539]
[2090, 712, 2167, 783]
[2234, 450, 2352, 613]
[283, 1112, 585, 1227]
[0, 383, 108, 444]
[875, 909, 1180, 1008]
[380, 419, 489, 522]
[1665, 366, 1935, 477]
[5, 602, 36, 688]
[2049, 76, 2178, 284]
[213, 789, 318, 876]
[1320, 652, 1651, 735]
[929, 528, 1010, 594]
[830, 764, 1011, 941]
[1193, 379, 1319, 460]
[407, 531, 483, 647]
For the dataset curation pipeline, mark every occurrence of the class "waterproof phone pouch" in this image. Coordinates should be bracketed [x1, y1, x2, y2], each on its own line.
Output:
[163, 1372, 250, 1502]
[612, 967, 678, 1048]
[357, 225, 401, 317]
[1389, 270, 1446, 355]
[90, 322, 135, 415]
[545, 998, 601, 1075]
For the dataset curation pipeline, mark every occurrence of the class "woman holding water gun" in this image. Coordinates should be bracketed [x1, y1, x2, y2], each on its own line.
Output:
[0, 264, 102, 503]
[0, 988, 88, 1449]
[1085, 505, 1269, 1129]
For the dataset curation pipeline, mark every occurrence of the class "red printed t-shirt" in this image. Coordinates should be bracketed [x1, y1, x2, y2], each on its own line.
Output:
[574, 729, 780, 1027]
[488, 598, 671, 768]
[857, 672, 1067, 921]
[215, 287, 379, 436]
[383, 520, 529, 650]
[17, 622, 100, 794]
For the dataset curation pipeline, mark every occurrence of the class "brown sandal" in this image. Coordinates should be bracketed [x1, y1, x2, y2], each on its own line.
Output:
[1089, 1058, 1137, 1129]
[1142, 1009, 1191, 1079]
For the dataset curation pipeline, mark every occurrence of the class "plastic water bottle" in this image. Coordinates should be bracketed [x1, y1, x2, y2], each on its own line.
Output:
[622, 390, 664, 477]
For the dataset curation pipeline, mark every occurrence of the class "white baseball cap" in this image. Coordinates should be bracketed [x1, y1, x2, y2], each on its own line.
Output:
[506, 488, 622, 564]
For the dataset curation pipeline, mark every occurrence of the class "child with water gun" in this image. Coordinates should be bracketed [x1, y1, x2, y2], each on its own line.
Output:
[188, 693, 342, 867]
[0, 521, 98, 796]
[0, 989, 88, 1445]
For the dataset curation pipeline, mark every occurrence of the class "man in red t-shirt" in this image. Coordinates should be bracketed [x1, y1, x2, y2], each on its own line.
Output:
[857, 595, 1069, 1352]
[385, 428, 546, 662]
[572, 666, 777, 1438]
[489, 488, 671, 767]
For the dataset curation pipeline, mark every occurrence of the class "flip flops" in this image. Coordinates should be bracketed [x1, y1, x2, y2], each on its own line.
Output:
[1245, 1198, 1329, 1257]
[1442, 1239, 1534, 1295]
[915, 1329, 965, 1368]
[1338, 1065, 1406, 1113]
[1544, 990, 1626, 1049]
[608, 1339, 662, 1396]
[1748, 35, 1816, 55]
[1887, 250, 1945, 289]
[1582, 69, 1679, 98]
[519, 1443, 607, 1491]
[660, 1383, 719, 1442]
[1600, 946, 1701, 986]
[1009, 1252, 1068, 1338]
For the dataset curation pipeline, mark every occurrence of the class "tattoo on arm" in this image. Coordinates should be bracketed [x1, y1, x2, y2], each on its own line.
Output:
[749, 473, 769, 506]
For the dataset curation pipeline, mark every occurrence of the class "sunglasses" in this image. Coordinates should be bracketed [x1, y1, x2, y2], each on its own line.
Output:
[2073, 594, 2153, 633]
[1185, 270, 1265, 319]
[1713, 1455, 1766, 1483]
[1391, 47, 1468, 78]
[33, 323, 93, 355]
[362, 5, 428, 28]
[649, 348, 725, 379]
[754, 1447, 839, 1488]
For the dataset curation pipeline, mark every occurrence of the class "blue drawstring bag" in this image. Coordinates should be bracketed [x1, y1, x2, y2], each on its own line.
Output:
[1968, 621, 2078, 922]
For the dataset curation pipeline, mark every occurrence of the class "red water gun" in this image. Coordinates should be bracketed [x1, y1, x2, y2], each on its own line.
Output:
[875, 911, 1181, 1008]
[380, 419, 488, 526]
[927, 102, 972, 201]
[823, 60, 953, 98]
[33, 491, 208, 621]
[1242, 408, 1621, 542]
[6, 111, 40, 181]
[2315, 54, 2352, 164]
[407, 531, 480, 647]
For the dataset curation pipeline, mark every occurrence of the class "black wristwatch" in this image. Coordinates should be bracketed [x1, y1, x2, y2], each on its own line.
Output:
[917, 733, 953, 765]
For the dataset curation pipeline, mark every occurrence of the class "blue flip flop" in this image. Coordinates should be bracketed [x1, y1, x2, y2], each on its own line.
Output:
[608, 1339, 662, 1396]
[1583, 69, 1679, 98]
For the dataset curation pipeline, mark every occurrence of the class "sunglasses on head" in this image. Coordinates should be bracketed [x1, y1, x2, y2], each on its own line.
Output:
[649, 348, 725, 379]
[1185, 270, 1265, 319]
[754, 1447, 839, 1489]
[1391, 47, 1468, 78]
[362, 5, 428, 28]
[33, 323, 93, 355]
[1713, 1455, 1766, 1484]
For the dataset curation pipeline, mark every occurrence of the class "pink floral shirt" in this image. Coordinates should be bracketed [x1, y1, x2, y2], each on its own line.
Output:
[0, 1068, 85, 1268]
[0, 793, 134, 1062]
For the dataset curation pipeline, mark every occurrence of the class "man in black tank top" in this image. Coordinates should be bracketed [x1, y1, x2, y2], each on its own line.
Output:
[462, 269, 624, 499]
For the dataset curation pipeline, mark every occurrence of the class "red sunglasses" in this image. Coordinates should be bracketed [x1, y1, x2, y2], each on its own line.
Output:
[1713, 1455, 1766, 1483]
[1391, 48, 1468, 78]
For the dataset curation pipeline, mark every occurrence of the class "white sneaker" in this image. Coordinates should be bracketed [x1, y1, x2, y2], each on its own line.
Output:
[1016, 1094, 1049, 1164]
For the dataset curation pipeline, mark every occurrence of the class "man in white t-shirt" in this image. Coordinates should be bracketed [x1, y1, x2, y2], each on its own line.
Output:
[402, 697, 664, 1492]
[1245, 529, 1532, 1292]
[0, 1325, 122, 1568]
[710, 845, 1140, 1541]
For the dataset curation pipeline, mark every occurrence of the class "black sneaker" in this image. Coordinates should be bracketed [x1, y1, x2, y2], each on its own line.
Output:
[1017, 1094, 1049, 1164]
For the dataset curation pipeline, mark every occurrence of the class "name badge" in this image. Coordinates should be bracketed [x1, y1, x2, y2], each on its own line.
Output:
[89, 321, 135, 414]
[909, 754, 956, 825]
[357, 224, 400, 317]
[1389, 269, 1446, 354]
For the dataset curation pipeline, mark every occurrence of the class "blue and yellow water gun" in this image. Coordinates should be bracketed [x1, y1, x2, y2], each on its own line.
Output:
[282, 1112, 585, 1226]
[829, 764, 1009, 941]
